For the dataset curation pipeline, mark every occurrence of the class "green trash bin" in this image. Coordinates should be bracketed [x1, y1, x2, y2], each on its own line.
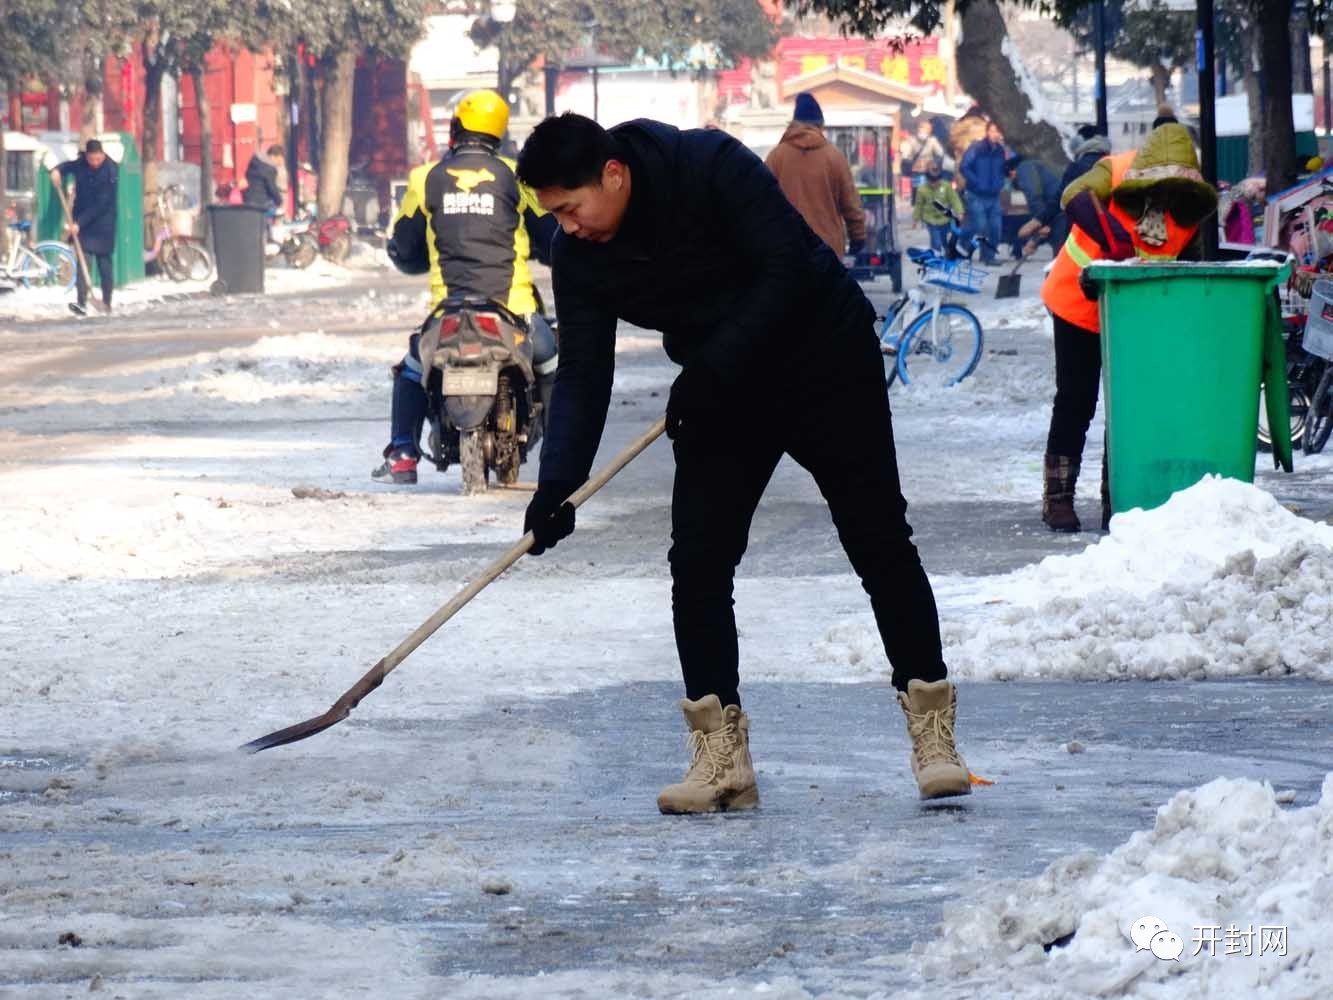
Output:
[1086, 260, 1293, 516]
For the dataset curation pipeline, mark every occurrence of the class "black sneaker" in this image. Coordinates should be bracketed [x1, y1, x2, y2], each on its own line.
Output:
[69, 302, 88, 317]
[371, 450, 419, 485]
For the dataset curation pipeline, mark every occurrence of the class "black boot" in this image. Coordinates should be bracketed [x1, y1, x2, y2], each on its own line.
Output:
[1042, 453, 1081, 532]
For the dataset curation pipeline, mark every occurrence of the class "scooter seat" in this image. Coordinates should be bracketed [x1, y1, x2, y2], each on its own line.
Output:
[906, 247, 935, 263]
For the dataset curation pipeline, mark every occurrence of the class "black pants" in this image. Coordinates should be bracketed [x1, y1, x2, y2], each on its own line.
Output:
[77, 252, 114, 309]
[668, 326, 946, 707]
[1045, 312, 1101, 460]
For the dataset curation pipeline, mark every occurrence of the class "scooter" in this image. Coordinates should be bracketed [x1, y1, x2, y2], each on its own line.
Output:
[416, 296, 547, 495]
[264, 212, 318, 269]
[313, 214, 353, 263]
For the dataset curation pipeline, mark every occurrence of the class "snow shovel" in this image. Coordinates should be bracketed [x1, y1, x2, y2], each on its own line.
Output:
[995, 254, 1025, 299]
[241, 415, 668, 753]
[48, 171, 108, 314]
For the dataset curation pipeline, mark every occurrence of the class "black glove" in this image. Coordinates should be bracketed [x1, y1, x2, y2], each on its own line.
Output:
[848, 238, 866, 255]
[524, 479, 578, 555]
[665, 365, 726, 442]
[1079, 267, 1100, 302]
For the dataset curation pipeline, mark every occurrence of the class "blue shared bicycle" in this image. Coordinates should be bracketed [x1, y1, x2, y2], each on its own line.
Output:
[879, 203, 990, 389]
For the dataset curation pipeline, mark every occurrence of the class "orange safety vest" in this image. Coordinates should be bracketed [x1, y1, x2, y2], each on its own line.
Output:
[1041, 151, 1199, 332]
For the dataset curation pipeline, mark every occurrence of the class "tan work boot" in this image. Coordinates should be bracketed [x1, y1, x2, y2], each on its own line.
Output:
[897, 679, 972, 800]
[657, 694, 759, 814]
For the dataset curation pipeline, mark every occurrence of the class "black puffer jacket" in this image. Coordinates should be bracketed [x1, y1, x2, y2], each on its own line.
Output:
[540, 119, 874, 486]
[243, 153, 283, 211]
[56, 155, 118, 256]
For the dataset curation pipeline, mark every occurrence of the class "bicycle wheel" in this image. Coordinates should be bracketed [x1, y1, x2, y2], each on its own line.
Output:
[23, 243, 76, 289]
[1304, 366, 1333, 455]
[163, 240, 214, 282]
[1257, 384, 1308, 453]
[896, 304, 984, 388]
[878, 301, 907, 389]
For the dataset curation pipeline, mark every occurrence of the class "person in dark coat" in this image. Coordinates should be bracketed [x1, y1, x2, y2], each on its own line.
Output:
[1059, 124, 1112, 199]
[959, 121, 1007, 264]
[50, 139, 118, 315]
[243, 145, 286, 213]
[515, 113, 972, 814]
[1006, 153, 1067, 257]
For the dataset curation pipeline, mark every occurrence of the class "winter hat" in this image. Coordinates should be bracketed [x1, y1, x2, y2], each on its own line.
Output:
[793, 92, 824, 126]
[1112, 122, 1216, 227]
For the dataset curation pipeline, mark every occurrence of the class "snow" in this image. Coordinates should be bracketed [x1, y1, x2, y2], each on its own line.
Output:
[905, 774, 1333, 1000]
[820, 476, 1333, 683]
[0, 251, 388, 323]
[2, 268, 1331, 997]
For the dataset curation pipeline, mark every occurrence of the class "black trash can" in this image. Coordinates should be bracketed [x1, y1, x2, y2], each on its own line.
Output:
[207, 204, 265, 295]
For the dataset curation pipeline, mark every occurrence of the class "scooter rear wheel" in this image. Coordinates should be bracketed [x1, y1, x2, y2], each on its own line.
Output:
[460, 428, 488, 494]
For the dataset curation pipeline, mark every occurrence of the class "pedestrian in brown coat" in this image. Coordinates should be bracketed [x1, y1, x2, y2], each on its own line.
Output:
[764, 93, 867, 256]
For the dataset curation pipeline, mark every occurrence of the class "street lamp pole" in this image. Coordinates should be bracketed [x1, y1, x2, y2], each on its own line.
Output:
[491, 1, 517, 96]
[1094, 0, 1109, 133]
[1197, 0, 1218, 258]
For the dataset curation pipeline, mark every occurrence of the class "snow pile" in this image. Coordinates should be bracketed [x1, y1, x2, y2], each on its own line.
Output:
[0, 255, 382, 323]
[819, 477, 1333, 681]
[907, 775, 1333, 999]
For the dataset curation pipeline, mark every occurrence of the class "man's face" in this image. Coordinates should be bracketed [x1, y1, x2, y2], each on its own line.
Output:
[986, 123, 1004, 145]
[86, 150, 107, 169]
[535, 160, 631, 243]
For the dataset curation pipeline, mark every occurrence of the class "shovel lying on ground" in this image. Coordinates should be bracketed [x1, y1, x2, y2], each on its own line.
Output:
[242, 416, 668, 753]
[48, 171, 109, 315]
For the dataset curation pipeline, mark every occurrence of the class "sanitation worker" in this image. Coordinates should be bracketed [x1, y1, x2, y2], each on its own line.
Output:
[516, 112, 971, 814]
[1039, 122, 1217, 532]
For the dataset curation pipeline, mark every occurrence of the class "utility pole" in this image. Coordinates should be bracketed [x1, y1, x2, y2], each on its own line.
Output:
[1094, 0, 1109, 133]
[1198, 0, 1218, 258]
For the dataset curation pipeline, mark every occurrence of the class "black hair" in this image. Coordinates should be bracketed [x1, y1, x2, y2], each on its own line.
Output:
[84, 139, 103, 154]
[517, 112, 622, 190]
[1076, 123, 1106, 140]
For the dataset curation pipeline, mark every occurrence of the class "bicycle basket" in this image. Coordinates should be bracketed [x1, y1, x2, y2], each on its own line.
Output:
[924, 258, 987, 294]
[1303, 278, 1333, 360]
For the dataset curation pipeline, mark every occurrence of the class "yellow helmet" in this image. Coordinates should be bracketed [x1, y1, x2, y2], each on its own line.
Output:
[455, 89, 510, 140]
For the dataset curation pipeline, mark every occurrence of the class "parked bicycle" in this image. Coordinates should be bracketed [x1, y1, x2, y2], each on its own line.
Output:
[144, 185, 214, 282]
[878, 202, 990, 389]
[1299, 277, 1333, 455]
[0, 220, 77, 290]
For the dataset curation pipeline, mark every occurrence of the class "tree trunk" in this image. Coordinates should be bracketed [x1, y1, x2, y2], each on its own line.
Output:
[79, 48, 102, 145]
[192, 66, 214, 239]
[1292, 14, 1313, 93]
[1243, 30, 1264, 177]
[1259, 0, 1298, 193]
[317, 50, 357, 221]
[956, 0, 1069, 168]
[272, 51, 294, 206]
[79, 89, 101, 145]
[142, 33, 165, 239]
[1150, 63, 1171, 108]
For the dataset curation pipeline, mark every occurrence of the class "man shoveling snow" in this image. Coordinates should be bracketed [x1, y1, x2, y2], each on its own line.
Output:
[515, 113, 973, 813]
